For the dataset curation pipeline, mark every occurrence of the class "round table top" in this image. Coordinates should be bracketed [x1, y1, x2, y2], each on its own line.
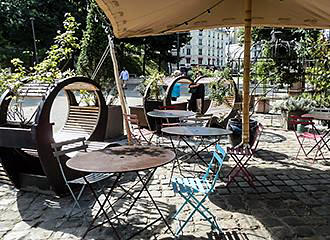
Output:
[302, 112, 330, 121]
[161, 126, 232, 137]
[66, 145, 175, 173]
[147, 110, 195, 119]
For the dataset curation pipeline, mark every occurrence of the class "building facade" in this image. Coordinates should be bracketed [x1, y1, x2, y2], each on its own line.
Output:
[175, 28, 232, 70]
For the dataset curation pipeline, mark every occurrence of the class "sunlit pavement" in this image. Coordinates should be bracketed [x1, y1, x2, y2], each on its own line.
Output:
[1, 84, 330, 240]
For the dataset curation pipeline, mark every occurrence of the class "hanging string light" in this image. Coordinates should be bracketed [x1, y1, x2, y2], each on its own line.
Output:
[161, 0, 225, 34]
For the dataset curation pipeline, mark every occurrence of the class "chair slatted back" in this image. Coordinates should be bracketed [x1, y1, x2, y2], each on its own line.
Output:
[203, 144, 226, 191]
[289, 115, 314, 125]
[251, 123, 264, 152]
[60, 106, 99, 138]
[51, 137, 88, 182]
[159, 106, 177, 110]
[123, 113, 144, 144]
[227, 123, 263, 156]
[17, 83, 52, 98]
[186, 113, 213, 127]
[123, 113, 139, 126]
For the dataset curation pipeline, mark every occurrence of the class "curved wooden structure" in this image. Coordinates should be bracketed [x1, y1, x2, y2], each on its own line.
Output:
[195, 76, 240, 128]
[142, 79, 166, 131]
[164, 75, 193, 108]
[139, 75, 240, 130]
[0, 76, 107, 195]
[142, 76, 193, 130]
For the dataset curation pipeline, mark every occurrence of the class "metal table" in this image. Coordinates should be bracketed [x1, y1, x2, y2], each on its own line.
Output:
[66, 145, 176, 239]
[147, 110, 195, 119]
[302, 112, 330, 155]
[161, 126, 232, 177]
[302, 112, 330, 121]
[147, 110, 196, 137]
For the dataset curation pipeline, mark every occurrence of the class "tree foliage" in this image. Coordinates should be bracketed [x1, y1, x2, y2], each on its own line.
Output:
[0, 0, 86, 67]
[77, 0, 190, 92]
[300, 33, 330, 107]
[0, 13, 80, 94]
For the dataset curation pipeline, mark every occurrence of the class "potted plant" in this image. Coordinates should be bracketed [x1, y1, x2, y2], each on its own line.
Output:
[252, 58, 279, 113]
[135, 72, 166, 130]
[273, 97, 316, 130]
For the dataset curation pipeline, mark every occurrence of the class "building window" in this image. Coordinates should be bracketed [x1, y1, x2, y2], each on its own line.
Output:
[199, 30, 203, 36]
[199, 39, 202, 45]
[198, 48, 203, 55]
[221, 60, 223, 65]
[221, 34, 223, 40]
[187, 48, 191, 55]
[217, 59, 220, 66]
[208, 59, 211, 65]
[198, 58, 203, 65]
[186, 58, 191, 64]
[208, 40, 210, 46]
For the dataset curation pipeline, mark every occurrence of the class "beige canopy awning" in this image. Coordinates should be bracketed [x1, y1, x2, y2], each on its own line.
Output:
[96, 0, 330, 38]
[95, 0, 330, 145]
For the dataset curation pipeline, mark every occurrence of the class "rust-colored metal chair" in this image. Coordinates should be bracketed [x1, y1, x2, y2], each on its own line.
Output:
[289, 115, 327, 161]
[123, 113, 155, 145]
[226, 123, 264, 187]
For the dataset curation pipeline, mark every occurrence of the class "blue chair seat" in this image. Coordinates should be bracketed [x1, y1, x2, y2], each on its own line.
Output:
[171, 144, 226, 236]
[172, 177, 212, 194]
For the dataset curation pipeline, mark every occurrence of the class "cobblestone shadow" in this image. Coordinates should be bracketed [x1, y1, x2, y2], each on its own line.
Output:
[210, 166, 330, 240]
[12, 171, 176, 240]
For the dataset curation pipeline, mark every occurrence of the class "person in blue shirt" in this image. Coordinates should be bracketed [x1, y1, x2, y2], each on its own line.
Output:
[171, 83, 181, 101]
[119, 67, 129, 89]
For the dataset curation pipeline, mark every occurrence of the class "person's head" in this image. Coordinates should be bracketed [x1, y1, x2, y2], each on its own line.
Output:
[123, 67, 126, 71]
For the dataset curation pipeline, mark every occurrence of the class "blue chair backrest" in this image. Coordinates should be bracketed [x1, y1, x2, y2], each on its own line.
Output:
[203, 144, 226, 190]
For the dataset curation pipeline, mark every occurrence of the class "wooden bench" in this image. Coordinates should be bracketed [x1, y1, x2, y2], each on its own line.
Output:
[18, 83, 51, 98]
[0, 77, 109, 195]
[55, 106, 100, 141]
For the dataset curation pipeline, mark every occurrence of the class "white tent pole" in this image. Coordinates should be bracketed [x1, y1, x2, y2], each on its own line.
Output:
[108, 35, 132, 144]
[242, 0, 252, 145]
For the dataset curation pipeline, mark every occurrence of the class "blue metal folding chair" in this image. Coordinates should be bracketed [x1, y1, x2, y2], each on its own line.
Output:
[171, 144, 226, 236]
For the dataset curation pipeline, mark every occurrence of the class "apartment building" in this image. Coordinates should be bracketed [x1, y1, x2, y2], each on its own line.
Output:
[176, 28, 231, 69]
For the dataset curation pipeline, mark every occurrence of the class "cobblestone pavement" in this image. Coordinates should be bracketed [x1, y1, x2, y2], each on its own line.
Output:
[0, 114, 329, 240]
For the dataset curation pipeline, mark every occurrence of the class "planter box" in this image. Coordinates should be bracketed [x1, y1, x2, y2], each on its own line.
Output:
[255, 98, 270, 113]
[105, 105, 123, 139]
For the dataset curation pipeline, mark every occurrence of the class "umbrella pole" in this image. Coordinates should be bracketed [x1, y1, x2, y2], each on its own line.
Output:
[108, 35, 132, 144]
[242, 0, 252, 145]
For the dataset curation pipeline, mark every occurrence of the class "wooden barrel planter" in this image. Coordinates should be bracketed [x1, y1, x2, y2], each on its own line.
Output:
[0, 76, 108, 195]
